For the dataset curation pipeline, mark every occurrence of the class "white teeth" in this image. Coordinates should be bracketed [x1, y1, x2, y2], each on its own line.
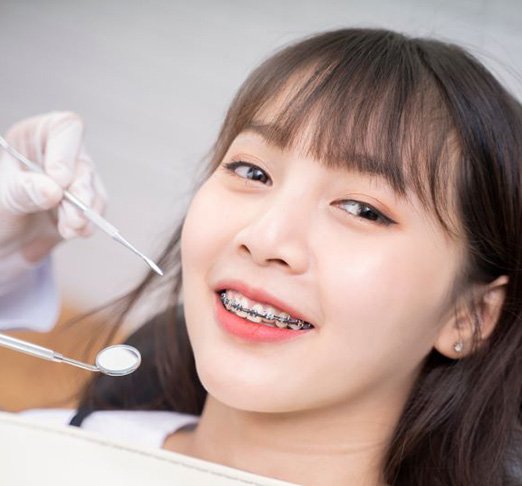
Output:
[237, 297, 249, 318]
[261, 305, 277, 320]
[274, 319, 287, 328]
[252, 304, 264, 319]
[275, 313, 290, 328]
[246, 308, 262, 322]
[220, 290, 312, 330]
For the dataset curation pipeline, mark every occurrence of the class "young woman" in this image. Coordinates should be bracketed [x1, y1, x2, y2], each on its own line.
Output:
[11, 28, 522, 485]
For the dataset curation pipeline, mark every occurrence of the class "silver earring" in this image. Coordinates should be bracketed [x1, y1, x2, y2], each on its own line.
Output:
[453, 340, 464, 353]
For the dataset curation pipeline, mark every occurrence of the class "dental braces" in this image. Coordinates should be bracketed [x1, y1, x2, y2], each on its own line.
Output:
[220, 293, 311, 329]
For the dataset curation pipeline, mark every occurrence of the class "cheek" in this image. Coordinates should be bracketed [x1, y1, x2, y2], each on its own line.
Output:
[181, 182, 235, 279]
[182, 186, 220, 261]
[180, 182, 242, 343]
[181, 184, 223, 338]
[318, 231, 457, 365]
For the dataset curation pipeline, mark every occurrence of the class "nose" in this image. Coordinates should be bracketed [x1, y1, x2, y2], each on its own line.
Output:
[233, 192, 311, 274]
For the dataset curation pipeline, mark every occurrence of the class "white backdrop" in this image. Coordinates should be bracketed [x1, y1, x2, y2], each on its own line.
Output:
[0, 0, 520, 310]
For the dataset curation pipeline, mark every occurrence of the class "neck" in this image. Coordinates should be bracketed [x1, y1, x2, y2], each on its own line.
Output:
[166, 393, 404, 485]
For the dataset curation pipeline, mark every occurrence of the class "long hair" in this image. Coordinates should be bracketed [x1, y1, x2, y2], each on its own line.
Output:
[76, 29, 522, 485]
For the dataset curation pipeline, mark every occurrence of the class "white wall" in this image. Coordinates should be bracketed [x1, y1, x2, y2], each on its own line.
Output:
[1, 0, 520, 310]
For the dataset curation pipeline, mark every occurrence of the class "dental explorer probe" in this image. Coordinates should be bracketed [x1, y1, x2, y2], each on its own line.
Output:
[0, 332, 141, 376]
[0, 136, 163, 276]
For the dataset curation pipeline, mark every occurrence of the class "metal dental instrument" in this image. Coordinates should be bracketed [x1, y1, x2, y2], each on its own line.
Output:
[0, 333, 141, 376]
[0, 136, 163, 276]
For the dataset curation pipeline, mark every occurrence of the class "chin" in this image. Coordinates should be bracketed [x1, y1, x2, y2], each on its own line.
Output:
[193, 354, 304, 413]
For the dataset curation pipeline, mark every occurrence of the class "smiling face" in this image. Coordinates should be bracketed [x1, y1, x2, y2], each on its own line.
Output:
[180, 125, 466, 415]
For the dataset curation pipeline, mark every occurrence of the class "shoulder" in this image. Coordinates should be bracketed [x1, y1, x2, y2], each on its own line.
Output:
[19, 408, 199, 449]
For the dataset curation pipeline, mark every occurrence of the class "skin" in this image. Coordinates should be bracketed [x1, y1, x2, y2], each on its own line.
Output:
[165, 126, 485, 485]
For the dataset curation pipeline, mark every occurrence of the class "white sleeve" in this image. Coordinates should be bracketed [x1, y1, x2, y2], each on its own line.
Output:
[0, 255, 60, 332]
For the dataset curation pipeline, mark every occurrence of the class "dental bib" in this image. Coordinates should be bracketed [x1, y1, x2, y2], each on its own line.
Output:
[0, 412, 295, 485]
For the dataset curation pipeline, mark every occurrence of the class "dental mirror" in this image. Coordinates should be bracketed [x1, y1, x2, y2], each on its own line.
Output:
[95, 344, 142, 376]
[0, 333, 141, 377]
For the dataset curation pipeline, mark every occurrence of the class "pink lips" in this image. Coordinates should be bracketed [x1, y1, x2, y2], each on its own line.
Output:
[213, 280, 314, 343]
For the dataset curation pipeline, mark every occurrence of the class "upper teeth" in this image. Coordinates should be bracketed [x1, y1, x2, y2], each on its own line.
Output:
[220, 290, 312, 330]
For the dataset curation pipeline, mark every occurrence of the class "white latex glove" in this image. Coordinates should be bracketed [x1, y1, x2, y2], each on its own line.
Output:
[0, 112, 107, 292]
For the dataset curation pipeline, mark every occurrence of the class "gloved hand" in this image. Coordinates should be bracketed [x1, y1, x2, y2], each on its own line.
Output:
[0, 112, 107, 291]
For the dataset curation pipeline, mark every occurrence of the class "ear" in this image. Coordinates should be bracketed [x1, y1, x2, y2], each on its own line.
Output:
[433, 275, 508, 359]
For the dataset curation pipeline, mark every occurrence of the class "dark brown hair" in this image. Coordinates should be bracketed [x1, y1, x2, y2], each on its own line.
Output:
[77, 29, 522, 485]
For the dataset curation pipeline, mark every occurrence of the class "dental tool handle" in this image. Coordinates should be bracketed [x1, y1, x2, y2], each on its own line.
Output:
[63, 191, 119, 236]
[0, 333, 61, 362]
[0, 135, 163, 275]
[0, 136, 42, 172]
[62, 194, 164, 276]
[0, 135, 119, 235]
[0, 135, 119, 236]
[0, 333, 100, 373]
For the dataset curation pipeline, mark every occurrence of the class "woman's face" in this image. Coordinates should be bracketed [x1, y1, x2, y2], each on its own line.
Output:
[181, 125, 465, 414]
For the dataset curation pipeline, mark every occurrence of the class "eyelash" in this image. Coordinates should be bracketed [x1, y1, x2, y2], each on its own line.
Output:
[222, 160, 273, 185]
[222, 160, 396, 226]
[333, 200, 396, 226]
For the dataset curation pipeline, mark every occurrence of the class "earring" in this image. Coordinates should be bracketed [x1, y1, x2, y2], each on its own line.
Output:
[453, 340, 464, 353]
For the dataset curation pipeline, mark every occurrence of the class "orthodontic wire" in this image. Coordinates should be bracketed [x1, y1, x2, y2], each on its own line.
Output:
[220, 294, 307, 327]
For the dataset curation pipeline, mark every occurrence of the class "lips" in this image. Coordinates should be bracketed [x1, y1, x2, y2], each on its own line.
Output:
[213, 279, 315, 327]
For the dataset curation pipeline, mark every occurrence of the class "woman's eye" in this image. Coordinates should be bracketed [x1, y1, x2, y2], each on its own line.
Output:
[223, 161, 272, 185]
[335, 200, 396, 226]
